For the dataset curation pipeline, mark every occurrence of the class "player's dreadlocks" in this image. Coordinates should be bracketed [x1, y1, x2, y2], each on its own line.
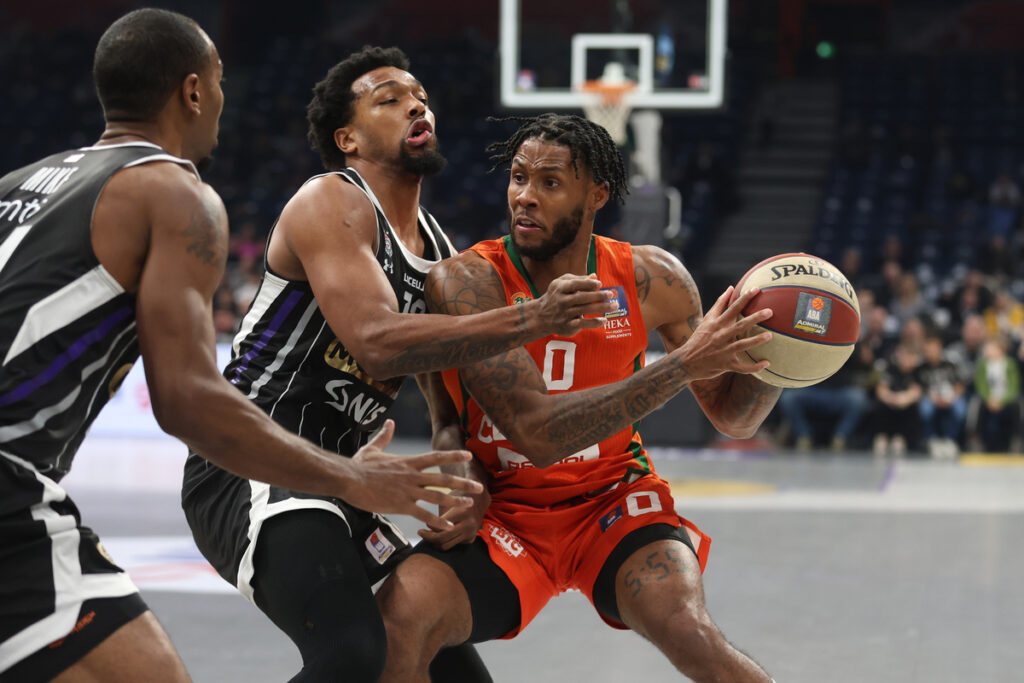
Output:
[485, 114, 629, 205]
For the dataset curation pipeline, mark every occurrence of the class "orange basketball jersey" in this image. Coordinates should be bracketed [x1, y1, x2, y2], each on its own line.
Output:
[443, 234, 656, 508]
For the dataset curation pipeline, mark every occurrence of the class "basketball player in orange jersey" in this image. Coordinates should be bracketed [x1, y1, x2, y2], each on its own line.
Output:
[181, 50, 618, 683]
[376, 114, 782, 683]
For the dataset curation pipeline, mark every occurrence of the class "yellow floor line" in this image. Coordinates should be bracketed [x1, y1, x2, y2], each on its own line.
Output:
[667, 479, 776, 497]
[959, 453, 1024, 467]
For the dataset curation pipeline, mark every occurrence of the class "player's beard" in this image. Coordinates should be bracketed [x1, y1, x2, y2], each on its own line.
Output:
[399, 139, 447, 176]
[511, 205, 584, 262]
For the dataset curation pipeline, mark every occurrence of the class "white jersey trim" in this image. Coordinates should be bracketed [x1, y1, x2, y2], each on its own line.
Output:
[122, 153, 199, 180]
[232, 271, 289, 356]
[248, 299, 320, 402]
[336, 168, 449, 272]
[4, 265, 125, 366]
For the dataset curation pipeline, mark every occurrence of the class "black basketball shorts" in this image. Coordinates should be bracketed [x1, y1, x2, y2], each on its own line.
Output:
[0, 452, 147, 681]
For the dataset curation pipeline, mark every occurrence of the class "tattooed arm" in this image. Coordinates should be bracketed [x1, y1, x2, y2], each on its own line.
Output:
[91, 162, 482, 529]
[633, 246, 782, 438]
[271, 176, 615, 379]
[426, 251, 772, 467]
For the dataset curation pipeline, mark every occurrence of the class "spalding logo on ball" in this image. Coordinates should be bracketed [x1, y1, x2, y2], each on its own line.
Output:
[730, 253, 860, 388]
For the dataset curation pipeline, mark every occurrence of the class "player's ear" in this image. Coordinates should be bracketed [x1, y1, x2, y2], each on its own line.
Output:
[588, 180, 610, 213]
[181, 74, 202, 115]
[335, 127, 357, 157]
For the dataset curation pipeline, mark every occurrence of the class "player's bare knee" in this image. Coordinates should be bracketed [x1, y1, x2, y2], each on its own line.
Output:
[378, 557, 465, 660]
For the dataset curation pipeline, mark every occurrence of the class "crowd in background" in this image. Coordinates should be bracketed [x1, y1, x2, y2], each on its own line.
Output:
[780, 249, 1023, 456]
[5, 2, 1024, 454]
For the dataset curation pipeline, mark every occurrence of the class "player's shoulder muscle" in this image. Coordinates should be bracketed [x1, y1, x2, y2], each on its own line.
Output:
[280, 173, 378, 252]
[425, 249, 507, 315]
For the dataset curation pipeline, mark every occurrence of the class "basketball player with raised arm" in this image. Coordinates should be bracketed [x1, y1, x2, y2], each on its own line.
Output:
[376, 114, 783, 683]
[0, 12, 498, 683]
[181, 49, 615, 683]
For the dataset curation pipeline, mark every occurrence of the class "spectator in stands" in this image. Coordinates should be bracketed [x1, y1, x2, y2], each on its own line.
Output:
[945, 313, 990, 396]
[988, 170, 1020, 234]
[874, 344, 923, 457]
[861, 300, 899, 365]
[840, 246, 868, 293]
[974, 335, 1022, 452]
[866, 258, 903, 309]
[983, 288, 1024, 345]
[890, 272, 929, 326]
[916, 334, 967, 459]
[777, 340, 873, 452]
[899, 315, 928, 356]
[981, 172, 1021, 276]
[946, 269, 993, 331]
[229, 221, 266, 263]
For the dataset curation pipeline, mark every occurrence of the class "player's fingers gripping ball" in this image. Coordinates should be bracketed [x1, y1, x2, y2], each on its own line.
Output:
[729, 253, 860, 388]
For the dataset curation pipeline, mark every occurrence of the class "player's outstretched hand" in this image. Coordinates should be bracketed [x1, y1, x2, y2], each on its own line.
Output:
[418, 484, 490, 550]
[345, 420, 483, 530]
[674, 286, 774, 381]
[535, 273, 617, 336]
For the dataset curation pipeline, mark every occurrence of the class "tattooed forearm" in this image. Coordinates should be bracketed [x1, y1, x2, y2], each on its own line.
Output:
[376, 258, 539, 376]
[692, 372, 782, 436]
[486, 353, 695, 465]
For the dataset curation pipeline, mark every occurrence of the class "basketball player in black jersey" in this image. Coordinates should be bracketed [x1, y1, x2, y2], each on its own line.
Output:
[0, 12, 498, 683]
[180, 47, 618, 682]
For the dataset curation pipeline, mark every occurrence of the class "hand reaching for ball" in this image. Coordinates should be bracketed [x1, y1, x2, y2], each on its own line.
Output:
[671, 285, 774, 382]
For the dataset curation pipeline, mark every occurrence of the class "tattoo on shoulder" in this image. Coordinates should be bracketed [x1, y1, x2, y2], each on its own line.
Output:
[426, 258, 507, 315]
[634, 263, 652, 303]
[182, 202, 225, 268]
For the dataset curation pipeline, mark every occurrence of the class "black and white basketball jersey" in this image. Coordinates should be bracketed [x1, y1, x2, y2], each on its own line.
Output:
[216, 167, 455, 456]
[0, 142, 198, 479]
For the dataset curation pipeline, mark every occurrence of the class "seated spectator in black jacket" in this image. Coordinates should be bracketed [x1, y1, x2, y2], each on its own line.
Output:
[915, 334, 967, 459]
[873, 344, 923, 457]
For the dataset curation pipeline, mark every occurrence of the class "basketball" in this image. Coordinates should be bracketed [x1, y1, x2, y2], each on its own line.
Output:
[730, 253, 860, 389]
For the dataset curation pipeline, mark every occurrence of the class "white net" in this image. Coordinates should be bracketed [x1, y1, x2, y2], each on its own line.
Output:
[581, 91, 634, 146]
[579, 62, 634, 146]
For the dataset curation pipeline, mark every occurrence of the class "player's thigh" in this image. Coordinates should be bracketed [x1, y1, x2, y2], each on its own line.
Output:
[377, 552, 474, 648]
[52, 611, 189, 683]
[378, 539, 520, 647]
[613, 535, 712, 645]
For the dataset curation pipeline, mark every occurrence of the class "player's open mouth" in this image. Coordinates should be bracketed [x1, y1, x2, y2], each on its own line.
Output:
[514, 214, 543, 231]
[406, 119, 433, 146]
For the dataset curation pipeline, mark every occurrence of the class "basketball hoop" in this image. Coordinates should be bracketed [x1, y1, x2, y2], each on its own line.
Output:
[578, 79, 635, 146]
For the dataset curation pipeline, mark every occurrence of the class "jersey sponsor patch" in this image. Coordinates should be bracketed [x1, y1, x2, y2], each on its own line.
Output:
[365, 528, 397, 565]
[486, 521, 527, 558]
[602, 286, 629, 319]
[599, 505, 624, 532]
[792, 291, 832, 335]
[511, 291, 531, 304]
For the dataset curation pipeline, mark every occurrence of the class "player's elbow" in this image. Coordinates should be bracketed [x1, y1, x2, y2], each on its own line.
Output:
[149, 375, 218, 442]
[712, 418, 760, 441]
[149, 383, 194, 439]
[510, 432, 570, 469]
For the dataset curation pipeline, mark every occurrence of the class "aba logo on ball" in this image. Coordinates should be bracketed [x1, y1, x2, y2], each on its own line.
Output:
[730, 253, 860, 388]
[793, 292, 832, 335]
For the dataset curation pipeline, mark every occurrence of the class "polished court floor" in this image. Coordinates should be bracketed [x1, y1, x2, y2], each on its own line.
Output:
[63, 436, 1024, 683]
